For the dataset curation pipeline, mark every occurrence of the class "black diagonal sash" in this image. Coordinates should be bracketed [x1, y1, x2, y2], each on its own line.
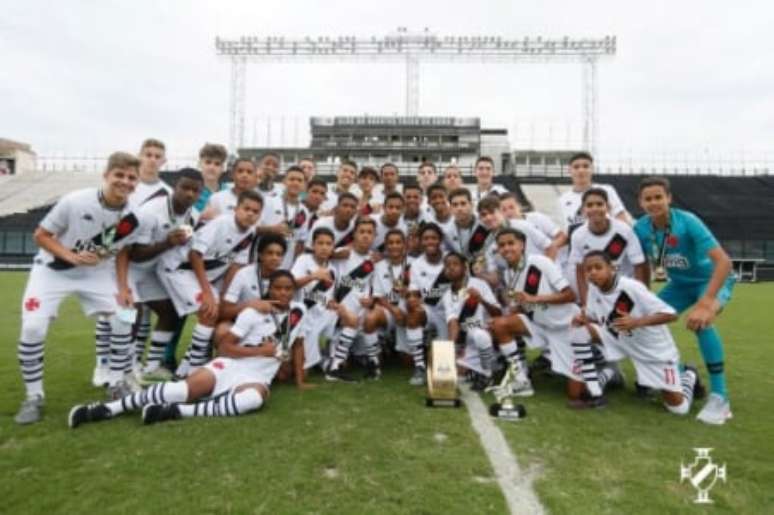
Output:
[467, 225, 490, 255]
[49, 212, 141, 270]
[141, 187, 169, 205]
[304, 270, 336, 308]
[603, 233, 628, 261]
[334, 260, 374, 302]
[424, 269, 451, 306]
[606, 290, 634, 338]
[337, 229, 355, 248]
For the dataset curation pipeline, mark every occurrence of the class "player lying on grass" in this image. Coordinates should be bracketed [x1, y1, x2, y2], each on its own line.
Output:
[442, 252, 502, 391]
[15, 152, 142, 425]
[634, 176, 735, 425]
[157, 191, 262, 382]
[574, 251, 705, 415]
[69, 271, 309, 427]
[117, 168, 203, 385]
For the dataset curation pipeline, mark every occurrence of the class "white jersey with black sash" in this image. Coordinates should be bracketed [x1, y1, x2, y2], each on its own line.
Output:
[568, 218, 645, 278]
[305, 216, 356, 250]
[132, 194, 198, 271]
[332, 250, 376, 308]
[128, 179, 172, 209]
[291, 253, 337, 310]
[408, 254, 450, 308]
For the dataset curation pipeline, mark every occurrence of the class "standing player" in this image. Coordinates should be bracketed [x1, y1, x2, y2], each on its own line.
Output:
[193, 143, 228, 214]
[446, 188, 488, 260]
[473, 156, 508, 204]
[68, 271, 308, 427]
[259, 166, 309, 269]
[417, 161, 438, 197]
[306, 193, 358, 256]
[324, 218, 378, 382]
[634, 177, 734, 424]
[443, 165, 464, 192]
[576, 251, 703, 414]
[357, 166, 380, 214]
[570, 188, 648, 306]
[363, 229, 412, 373]
[401, 183, 426, 233]
[119, 169, 203, 383]
[303, 177, 328, 232]
[373, 163, 402, 207]
[425, 184, 456, 236]
[158, 191, 262, 380]
[299, 157, 317, 184]
[442, 252, 502, 390]
[206, 158, 259, 215]
[320, 160, 359, 213]
[403, 223, 451, 386]
[371, 192, 407, 253]
[256, 152, 284, 200]
[15, 152, 142, 424]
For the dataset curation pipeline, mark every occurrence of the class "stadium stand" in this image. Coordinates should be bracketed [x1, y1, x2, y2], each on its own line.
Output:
[0, 170, 102, 216]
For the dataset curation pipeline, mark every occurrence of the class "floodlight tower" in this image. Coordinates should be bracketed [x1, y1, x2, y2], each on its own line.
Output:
[215, 28, 616, 155]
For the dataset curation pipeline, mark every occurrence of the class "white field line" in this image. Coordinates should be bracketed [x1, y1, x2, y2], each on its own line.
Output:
[460, 384, 546, 515]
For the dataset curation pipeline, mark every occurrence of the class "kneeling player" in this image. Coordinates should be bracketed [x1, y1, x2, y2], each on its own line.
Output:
[442, 253, 502, 390]
[577, 251, 704, 415]
[488, 228, 578, 398]
[69, 271, 307, 427]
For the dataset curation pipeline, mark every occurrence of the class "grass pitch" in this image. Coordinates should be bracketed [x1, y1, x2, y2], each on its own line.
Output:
[0, 271, 772, 514]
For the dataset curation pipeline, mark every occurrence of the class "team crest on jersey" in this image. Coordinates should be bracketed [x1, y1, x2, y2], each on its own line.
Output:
[292, 210, 307, 228]
[24, 297, 41, 312]
[666, 234, 679, 247]
[604, 233, 628, 260]
[607, 291, 635, 337]
[524, 266, 542, 295]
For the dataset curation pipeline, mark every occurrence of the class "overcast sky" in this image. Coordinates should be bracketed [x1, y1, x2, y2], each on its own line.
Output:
[2, 0, 773, 163]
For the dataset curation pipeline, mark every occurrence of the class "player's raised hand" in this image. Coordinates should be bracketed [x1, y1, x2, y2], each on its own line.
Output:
[166, 228, 190, 246]
[612, 312, 640, 332]
[250, 299, 277, 314]
[313, 268, 333, 283]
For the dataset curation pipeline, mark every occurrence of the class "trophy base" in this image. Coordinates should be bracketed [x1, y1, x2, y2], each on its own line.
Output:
[489, 402, 527, 421]
[425, 397, 462, 408]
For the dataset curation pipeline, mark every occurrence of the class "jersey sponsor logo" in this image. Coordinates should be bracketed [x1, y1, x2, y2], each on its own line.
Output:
[50, 212, 141, 270]
[24, 297, 41, 312]
[334, 260, 374, 302]
[664, 254, 690, 270]
[604, 233, 628, 260]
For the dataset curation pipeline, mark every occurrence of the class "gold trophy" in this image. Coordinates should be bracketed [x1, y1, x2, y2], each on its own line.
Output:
[425, 339, 461, 408]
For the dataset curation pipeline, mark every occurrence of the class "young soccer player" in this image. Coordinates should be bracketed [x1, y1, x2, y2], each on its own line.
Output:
[425, 183, 456, 236]
[256, 151, 284, 199]
[500, 192, 566, 257]
[570, 188, 648, 306]
[473, 156, 508, 204]
[446, 188, 489, 260]
[357, 166, 380, 214]
[363, 229, 412, 372]
[194, 143, 228, 214]
[576, 251, 704, 415]
[306, 193, 358, 257]
[291, 228, 337, 370]
[379, 162, 401, 196]
[401, 183, 425, 233]
[118, 169, 203, 384]
[634, 177, 734, 424]
[68, 271, 308, 427]
[299, 157, 316, 183]
[324, 218, 378, 382]
[489, 228, 578, 398]
[207, 158, 259, 215]
[371, 192, 407, 252]
[442, 252, 502, 390]
[129, 139, 171, 208]
[259, 165, 309, 269]
[320, 160, 359, 213]
[403, 223, 451, 386]
[443, 165, 464, 192]
[417, 161, 438, 196]
[158, 191, 262, 381]
[15, 152, 142, 424]
[303, 177, 327, 231]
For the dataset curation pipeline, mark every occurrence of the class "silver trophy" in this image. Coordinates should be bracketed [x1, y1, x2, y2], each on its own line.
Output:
[486, 361, 527, 421]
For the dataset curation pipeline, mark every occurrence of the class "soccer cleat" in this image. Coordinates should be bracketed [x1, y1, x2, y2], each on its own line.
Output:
[470, 373, 493, 392]
[408, 367, 427, 386]
[92, 365, 111, 388]
[363, 361, 382, 381]
[325, 367, 359, 383]
[140, 366, 174, 385]
[696, 393, 732, 425]
[14, 395, 44, 425]
[683, 364, 706, 400]
[142, 404, 181, 425]
[567, 396, 608, 410]
[68, 403, 112, 428]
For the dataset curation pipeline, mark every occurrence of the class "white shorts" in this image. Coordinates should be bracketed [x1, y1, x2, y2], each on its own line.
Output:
[518, 314, 580, 381]
[302, 304, 329, 369]
[21, 264, 118, 321]
[422, 302, 448, 340]
[203, 356, 280, 395]
[591, 323, 682, 393]
[128, 266, 169, 303]
[378, 303, 409, 353]
[457, 327, 493, 375]
[157, 267, 221, 317]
